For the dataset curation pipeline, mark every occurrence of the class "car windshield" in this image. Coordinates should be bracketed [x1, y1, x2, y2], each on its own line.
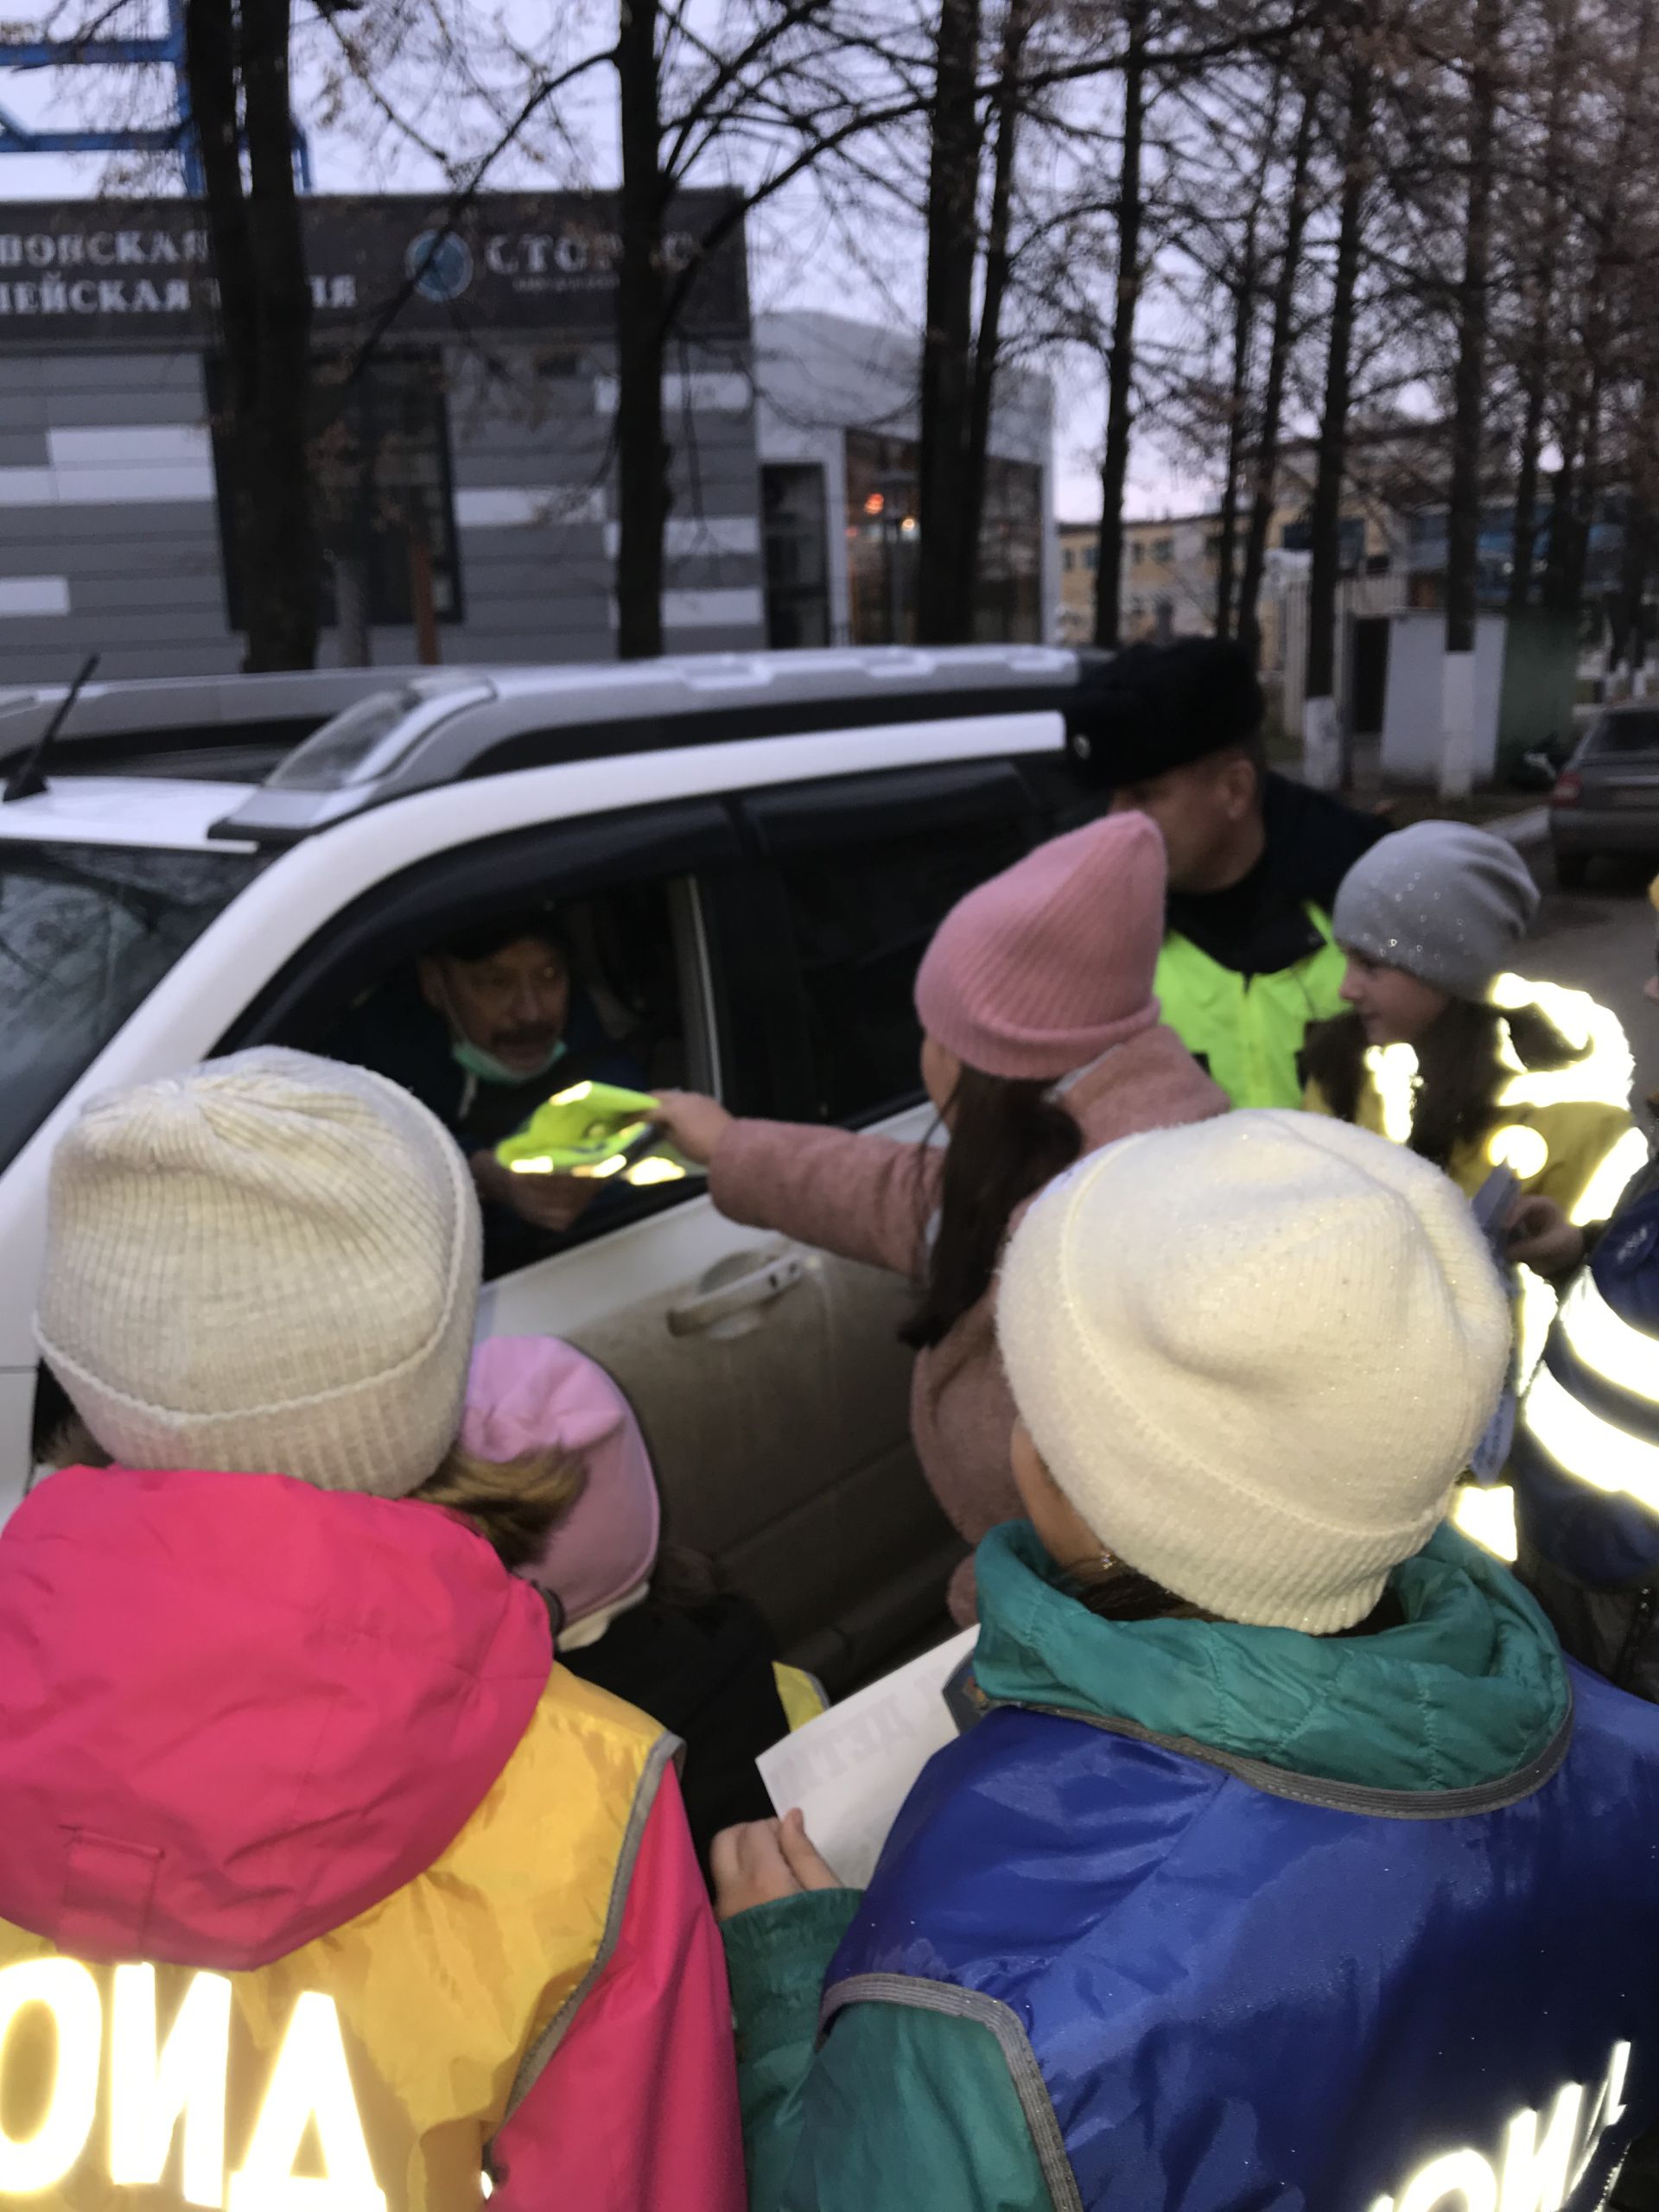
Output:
[0, 842, 264, 1174]
[1586, 710, 1659, 757]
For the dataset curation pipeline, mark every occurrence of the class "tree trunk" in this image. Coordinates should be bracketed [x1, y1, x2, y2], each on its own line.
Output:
[1093, 0, 1148, 651]
[187, 0, 318, 671]
[1440, 0, 1501, 799]
[1214, 76, 1281, 642]
[1303, 57, 1370, 789]
[957, 0, 1031, 639]
[916, 0, 983, 645]
[1508, 0, 1573, 613]
[615, 0, 669, 661]
[1237, 78, 1316, 667]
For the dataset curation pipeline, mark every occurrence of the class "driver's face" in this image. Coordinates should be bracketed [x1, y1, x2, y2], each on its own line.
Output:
[425, 936, 571, 1073]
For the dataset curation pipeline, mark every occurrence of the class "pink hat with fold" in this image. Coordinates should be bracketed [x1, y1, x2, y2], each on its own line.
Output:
[461, 1337, 660, 1624]
[912, 812, 1166, 1081]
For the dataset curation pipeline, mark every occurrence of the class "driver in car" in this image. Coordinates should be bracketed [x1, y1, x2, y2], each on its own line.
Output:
[328, 908, 646, 1260]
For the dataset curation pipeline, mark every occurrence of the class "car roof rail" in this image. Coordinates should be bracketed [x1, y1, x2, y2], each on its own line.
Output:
[208, 645, 1094, 845]
[0, 666, 452, 785]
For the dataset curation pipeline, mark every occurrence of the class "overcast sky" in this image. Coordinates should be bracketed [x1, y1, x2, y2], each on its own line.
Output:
[0, 14, 1211, 524]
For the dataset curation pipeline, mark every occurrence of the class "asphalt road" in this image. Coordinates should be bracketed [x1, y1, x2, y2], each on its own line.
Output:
[1521, 839, 1659, 1109]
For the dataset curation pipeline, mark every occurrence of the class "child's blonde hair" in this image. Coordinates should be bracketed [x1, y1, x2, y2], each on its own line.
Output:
[409, 1440, 587, 1571]
[41, 1412, 585, 1574]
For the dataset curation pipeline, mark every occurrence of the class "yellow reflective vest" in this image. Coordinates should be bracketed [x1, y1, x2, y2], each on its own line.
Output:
[1154, 906, 1349, 1110]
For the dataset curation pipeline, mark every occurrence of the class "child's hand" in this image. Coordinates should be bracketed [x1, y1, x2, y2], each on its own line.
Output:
[711, 1808, 841, 1921]
[1505, 1192, 1586, 1280]
[652, 1090, 733, 1167]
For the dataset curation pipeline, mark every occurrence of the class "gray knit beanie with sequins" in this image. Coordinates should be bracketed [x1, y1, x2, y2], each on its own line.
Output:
[1332, 821, 1539, 1000]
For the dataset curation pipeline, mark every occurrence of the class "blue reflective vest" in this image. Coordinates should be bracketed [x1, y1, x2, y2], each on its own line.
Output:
[826, 1679, 1659, 2212]
[1514, 1188, 1659, 1591]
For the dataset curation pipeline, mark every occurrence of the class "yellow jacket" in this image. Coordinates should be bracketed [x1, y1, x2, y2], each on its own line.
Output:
[1303, 975, 1643, 1225]
[0, 1465, 745, 2212]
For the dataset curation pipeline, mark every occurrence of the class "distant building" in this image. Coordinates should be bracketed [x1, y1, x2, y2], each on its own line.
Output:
[754, 310, 1055, 649]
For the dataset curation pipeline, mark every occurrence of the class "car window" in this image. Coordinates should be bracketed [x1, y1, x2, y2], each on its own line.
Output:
[281, 873, 715, 1282]
[1586, 711, 1659, 757]
[0, 842, 264, 1176]
[771, 806, 1033, 1125]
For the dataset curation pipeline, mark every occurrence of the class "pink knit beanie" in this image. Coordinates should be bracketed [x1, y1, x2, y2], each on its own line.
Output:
[461, 1337, 659, 1624]
[913, 812, 1166, 1080]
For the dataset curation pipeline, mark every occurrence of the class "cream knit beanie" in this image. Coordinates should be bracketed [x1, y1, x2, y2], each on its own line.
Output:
[37, 1048, 481, 1498]
[996, 1111, 1510, 1631]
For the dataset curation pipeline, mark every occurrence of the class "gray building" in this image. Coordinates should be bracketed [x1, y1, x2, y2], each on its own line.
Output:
[0, 198, 1056, 684]
[0, 190, 766, 682]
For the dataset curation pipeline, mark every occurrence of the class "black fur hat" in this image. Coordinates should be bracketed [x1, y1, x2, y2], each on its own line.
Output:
[1067, 639, 1265, 786]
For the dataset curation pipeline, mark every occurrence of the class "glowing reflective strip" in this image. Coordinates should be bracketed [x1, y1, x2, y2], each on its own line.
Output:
[0, 1958, 100, 2192]
[1365, 1042, 1419, 1144]
[1491, 973, 1634, 1115]
[1451, 1484, 1516, 1563]
[1558, 1270, 1659, 1403]
[1523, 1363, 1659, 1512]
[1567, 1126, 1649, 1229]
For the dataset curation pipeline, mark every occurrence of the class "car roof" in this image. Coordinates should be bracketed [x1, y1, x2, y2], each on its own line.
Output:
[0, 646, 1090, 855]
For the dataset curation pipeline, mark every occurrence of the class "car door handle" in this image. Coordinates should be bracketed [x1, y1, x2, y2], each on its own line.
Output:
[667, 1255, 806, 1337]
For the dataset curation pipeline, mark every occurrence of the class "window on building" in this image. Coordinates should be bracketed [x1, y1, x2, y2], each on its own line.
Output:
[1063, 546, 1076, 572]
[843, 433, 1042, 646]
[209, 351, 462, 634]
[761, 463, 831, 649]
[1130, 543, 1146, 570]
[1151, 537, 1175, 564]
[1085, 545, 1098, 571]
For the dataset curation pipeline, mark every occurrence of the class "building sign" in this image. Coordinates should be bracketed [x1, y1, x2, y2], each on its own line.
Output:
[0, 188, 749, 345]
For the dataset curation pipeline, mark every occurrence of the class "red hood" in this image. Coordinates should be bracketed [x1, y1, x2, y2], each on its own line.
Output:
[0, 1465, 551, 1969]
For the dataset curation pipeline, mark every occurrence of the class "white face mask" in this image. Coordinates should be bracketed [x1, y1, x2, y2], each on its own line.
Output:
[449, 1032, 567, 1087]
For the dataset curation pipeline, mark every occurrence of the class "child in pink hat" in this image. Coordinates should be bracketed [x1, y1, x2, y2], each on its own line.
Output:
[653, 813, 1226, 1623]
[464, 1336, 798, 1866]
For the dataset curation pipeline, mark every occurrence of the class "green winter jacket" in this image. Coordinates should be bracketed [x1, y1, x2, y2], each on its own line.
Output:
[1154, 906, 1348, 1109]
[723, 1519, 1568, 2212]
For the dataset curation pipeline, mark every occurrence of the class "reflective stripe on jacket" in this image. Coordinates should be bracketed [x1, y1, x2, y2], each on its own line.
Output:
[828, 1667, 1659, 2212]
[0, 1465, 745, 2212]
[1154, 907, 1347, 1109]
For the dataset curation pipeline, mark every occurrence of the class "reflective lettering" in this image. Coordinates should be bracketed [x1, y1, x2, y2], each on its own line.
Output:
[131, 279, 163, 313]
[37, 280, 66, 316]
[1396, 2148, 1499, 2212]
[10, 284, 36, 315]
[22, 237, 53, 269]
[98, 280, 127, 313]
[164, 279, 191, 312]
[87, 232, 114, 264]
[0, 238, 17, 267]
[1376, 2047, 1634, 2212]
[523, 235, 550, 274]
[110, 1963, 231, 2208]
[1365, 1042, 1419, 1145]
[227, 1991, 385, 2212]
[69, 281, 98, 314]
[485, 235, 515, 274]
[1499, 2082, 1581, 2211]
[56, 235, 82, 267]
[115, 232, 145, 265]
[0, 1959, 100, 2193]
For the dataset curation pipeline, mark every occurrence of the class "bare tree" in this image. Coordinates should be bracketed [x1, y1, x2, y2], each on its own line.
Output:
[184, 0, 319, 671]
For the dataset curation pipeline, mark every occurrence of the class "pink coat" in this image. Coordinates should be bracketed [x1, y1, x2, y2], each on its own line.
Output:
[710, 1023, 1227, 1621]
[0, 1462, 744, 2212]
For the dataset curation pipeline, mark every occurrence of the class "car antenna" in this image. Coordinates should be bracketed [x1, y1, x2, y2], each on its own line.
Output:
[2, 652, 99, 805]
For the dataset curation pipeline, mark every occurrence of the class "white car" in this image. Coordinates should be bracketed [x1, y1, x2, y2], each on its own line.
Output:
[0, 645, 1092, 1689]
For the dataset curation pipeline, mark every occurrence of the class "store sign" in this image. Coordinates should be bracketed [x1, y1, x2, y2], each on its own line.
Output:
[0, 188, 748, 344]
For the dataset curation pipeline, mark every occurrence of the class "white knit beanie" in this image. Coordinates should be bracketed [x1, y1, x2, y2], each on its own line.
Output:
[996, 1111, 1510, 1632]
[36, 1048, 481, 1498]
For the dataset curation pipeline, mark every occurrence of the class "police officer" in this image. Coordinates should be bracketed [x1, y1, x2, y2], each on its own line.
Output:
[1067, 638, 1387, 1108]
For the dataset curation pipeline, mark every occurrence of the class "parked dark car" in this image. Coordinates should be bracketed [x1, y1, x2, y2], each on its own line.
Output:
[1549, 706, 1659, 887]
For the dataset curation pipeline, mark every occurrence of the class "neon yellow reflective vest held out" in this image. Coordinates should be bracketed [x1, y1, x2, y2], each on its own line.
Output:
[1154, 905, 1349, 1110]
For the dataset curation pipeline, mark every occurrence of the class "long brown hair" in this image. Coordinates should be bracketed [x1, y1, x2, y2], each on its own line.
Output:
[903, 1065, 1082, 1350]
[1301, 998, 1586, 1170]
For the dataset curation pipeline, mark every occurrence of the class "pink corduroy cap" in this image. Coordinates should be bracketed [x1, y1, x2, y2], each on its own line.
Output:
[461, 1336, 660, 1624]
[912, 811, 1167, 1080]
